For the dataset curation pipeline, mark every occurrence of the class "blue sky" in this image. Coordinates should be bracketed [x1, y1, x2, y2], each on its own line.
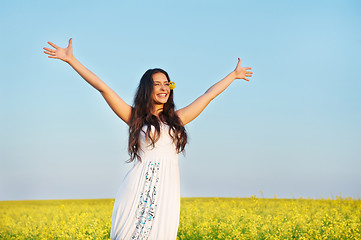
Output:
[1, 0, 360, 200]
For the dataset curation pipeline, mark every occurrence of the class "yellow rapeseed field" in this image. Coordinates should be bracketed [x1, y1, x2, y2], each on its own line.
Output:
[0, 197, 360, 239]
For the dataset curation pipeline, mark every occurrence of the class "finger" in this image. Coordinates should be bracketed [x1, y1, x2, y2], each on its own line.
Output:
[43, 47, 55, 52]
[244, 78, 250, 81]
[44, 51, 55, 55]
[236, 58, 242, 69]
[48, 56, 58, 59]
[246, 67, 252, 70]
[246, 71, 253, 74]
[245, 74, 252, 77]
[48, 41, 59, 49]
[69, 38, 72, 46]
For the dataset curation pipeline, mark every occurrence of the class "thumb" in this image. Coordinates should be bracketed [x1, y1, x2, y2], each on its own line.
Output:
[69, 38, 72, 46]
[235, 57, 241, 69]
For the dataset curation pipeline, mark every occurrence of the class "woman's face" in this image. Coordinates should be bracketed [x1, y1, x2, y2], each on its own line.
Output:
[152, 72, 170, 106]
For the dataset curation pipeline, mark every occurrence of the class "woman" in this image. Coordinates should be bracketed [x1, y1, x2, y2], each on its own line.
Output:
[43, 38, 253, 240]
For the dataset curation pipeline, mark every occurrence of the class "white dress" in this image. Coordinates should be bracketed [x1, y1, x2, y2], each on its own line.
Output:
[110, 122, 180, 240]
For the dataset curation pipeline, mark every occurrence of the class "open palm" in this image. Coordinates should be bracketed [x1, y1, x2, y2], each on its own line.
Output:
[43, 38, 73, 63]
[234, 58, 253, 81]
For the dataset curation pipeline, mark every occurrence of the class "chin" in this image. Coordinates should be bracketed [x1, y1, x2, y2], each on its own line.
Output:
[154, 97, 169, 105]
[158, 101, 168, 105]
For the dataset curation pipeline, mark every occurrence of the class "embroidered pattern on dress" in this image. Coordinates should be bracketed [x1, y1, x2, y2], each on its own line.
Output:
[131, 161, 160, 240]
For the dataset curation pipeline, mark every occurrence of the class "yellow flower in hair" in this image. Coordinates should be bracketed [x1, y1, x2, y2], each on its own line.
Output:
[169, 81, 176, 90]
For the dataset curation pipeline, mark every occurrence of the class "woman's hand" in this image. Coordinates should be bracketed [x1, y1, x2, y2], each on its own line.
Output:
[43, 38, 74, 63]
[233, 58, 253, 81]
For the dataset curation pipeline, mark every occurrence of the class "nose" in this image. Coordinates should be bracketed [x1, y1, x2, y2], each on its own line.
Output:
[160, 83, 166, 90]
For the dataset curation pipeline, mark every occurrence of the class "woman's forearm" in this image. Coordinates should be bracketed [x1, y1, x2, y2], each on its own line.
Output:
[67, 56, 108, 92]
[204, 71, 237, 100]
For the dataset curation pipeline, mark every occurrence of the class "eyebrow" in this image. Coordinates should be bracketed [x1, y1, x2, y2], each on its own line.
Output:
[153, 80, 169, 84]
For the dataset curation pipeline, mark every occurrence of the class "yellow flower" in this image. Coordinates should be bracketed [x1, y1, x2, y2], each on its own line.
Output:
[169, 81, 176, 90]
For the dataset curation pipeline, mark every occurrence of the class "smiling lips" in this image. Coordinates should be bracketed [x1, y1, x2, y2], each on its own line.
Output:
[157, 93, 167, 98]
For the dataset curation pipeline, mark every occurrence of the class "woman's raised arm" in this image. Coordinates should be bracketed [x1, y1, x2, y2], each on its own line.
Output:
[43, 38, 132, 125]
[176, 58, 253, 125]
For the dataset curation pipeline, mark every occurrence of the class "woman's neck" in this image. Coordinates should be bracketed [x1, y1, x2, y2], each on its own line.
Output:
[152, 104, 164, 117]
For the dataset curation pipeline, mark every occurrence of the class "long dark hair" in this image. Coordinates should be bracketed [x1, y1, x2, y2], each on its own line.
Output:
[127, 68, 187, 162]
